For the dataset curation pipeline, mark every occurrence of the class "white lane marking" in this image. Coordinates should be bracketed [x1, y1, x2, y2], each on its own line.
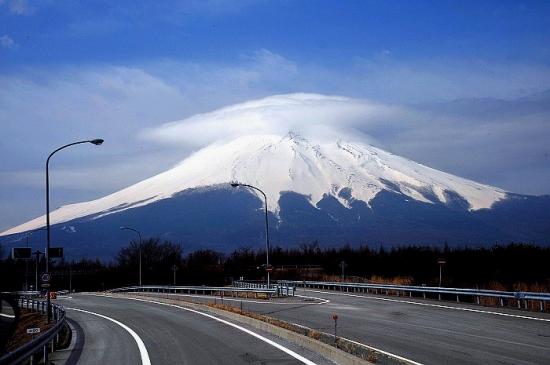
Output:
[105, 295, 319, 365]
[0, 313, 15, 318]
[344, 337, 425, 365]
[150, 292, 329, 305]
[294, 294, 330, 304]
[67, 307, 151, 365]
[305, 289, 550, 322]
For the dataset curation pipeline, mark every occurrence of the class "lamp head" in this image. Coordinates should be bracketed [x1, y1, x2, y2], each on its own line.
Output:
[90, 139, 104, 145]
[230, 182, 240, 188]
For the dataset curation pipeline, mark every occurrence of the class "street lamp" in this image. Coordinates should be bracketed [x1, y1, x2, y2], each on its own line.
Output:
[230, 182, 271, 288]
[46, 139, 103, 322]
[120, 226, 142, 286]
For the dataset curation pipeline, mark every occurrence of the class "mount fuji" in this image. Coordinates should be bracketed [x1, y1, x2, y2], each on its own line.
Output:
[2, 97, 550, 259]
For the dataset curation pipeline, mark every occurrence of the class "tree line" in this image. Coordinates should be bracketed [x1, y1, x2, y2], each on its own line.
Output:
[1, 239, 548, 293]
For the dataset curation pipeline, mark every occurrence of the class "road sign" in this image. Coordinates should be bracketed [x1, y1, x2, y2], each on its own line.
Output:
[41, 283, 50, 288]
[41, 273, 51, 283]
[12, 247, 32, 260]
[48, 247, 64, 258]
[26, 327, 40, 334]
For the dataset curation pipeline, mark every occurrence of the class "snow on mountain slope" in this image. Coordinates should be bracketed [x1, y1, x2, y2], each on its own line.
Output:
[1, 133, 506, 236]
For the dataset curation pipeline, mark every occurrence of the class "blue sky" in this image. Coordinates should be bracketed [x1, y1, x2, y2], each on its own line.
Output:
[1, 0, 550, 231]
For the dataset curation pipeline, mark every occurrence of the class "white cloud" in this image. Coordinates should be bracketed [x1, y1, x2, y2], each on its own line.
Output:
[140, 93, 397, 148]
[1, 50, 550, 231]
[7, 0, 34, 15]
[0, 34, 16, 49]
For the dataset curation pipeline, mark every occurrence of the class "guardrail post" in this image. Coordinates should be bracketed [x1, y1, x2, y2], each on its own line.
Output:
[540, 301, 544, 312]
[43, 344, 48, 363]
[456, 295, 460, 303]
[499, 297, 504, 307]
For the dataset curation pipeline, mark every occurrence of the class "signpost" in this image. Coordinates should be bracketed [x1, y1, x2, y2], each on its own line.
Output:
[41, 272, 51, 288]
[26, 327, 40, 335]
[332, 314, 338, 343]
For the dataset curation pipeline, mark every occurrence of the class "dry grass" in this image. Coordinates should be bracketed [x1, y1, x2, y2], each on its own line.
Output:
[322, 274, 413, 286]
[5, 309, 53, 352]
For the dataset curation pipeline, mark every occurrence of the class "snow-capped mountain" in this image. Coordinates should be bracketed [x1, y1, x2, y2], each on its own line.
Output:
[2, 133, 506, 236]
[2, 91, 550, 258]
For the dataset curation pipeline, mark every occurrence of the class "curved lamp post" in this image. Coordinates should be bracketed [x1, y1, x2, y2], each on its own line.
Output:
[46, 139, 103, 322]
[230, 182, 271, 288]
[120, 226, 142, 286]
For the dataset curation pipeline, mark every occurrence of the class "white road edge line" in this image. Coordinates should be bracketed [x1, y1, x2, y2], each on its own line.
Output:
[0, 313, 15, 318]
[283, 320, 425, 365]
[306, 289, 550, 322]
[66, 307, 151, 365]
[100, 295, 319, 365]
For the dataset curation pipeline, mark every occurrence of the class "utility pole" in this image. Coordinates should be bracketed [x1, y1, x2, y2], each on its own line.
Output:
[172, 265, 178, 286]
[438, 259, 446, 287]
[340, 261, 347, 281]
[34, 250, 43, 292]
[69, 261, 72, 293]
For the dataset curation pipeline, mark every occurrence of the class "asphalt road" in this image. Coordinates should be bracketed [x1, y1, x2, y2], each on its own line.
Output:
[158, 289, 550, 365]
[54, 294, 333, 365]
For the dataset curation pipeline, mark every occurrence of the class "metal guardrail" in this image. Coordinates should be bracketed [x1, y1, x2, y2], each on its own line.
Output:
[109, 284, 295, 298]
[232, 281, 296, 296]
[0, 298, 66, 365]
[278, 280, 550, 311]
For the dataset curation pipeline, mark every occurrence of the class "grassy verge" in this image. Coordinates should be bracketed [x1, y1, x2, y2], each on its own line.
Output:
[5, 309, 53, 352]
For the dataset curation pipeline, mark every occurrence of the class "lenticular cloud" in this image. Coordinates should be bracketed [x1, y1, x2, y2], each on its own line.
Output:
[140, 93, 401, 147]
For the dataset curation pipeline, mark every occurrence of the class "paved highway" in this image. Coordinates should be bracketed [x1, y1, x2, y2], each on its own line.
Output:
[53, 294, 333, 365]
[148, 289, 550, 365]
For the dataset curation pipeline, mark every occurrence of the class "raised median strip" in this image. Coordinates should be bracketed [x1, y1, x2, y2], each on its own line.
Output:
[99, 290, 422, 365]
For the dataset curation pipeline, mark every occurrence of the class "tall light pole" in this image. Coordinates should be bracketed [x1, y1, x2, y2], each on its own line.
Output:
[230, 182, 271, 288]
[46, 139, 103, 322]
[120, 226, 142, 286]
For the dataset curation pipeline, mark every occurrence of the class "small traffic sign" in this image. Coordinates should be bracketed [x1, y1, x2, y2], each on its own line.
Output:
[41, 283, 50, 288]
[26, 327, 40, 334]
[41, 273, 51, 283]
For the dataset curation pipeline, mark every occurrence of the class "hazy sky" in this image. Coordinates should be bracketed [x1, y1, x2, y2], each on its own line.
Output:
[1, 0, 550, 232]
